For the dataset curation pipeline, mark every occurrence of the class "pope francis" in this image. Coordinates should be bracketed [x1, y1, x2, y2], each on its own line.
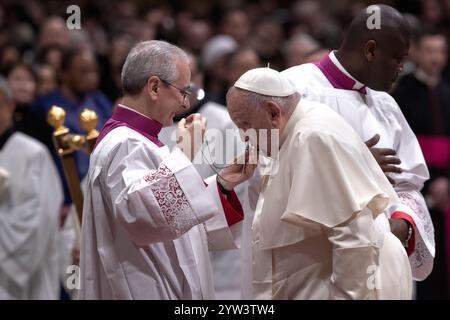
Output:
[226, 67, 412, 300]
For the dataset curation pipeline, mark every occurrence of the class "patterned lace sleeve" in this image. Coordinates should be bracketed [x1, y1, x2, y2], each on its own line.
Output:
[397, 191, 435, 275]
[143, 163, 199, 237]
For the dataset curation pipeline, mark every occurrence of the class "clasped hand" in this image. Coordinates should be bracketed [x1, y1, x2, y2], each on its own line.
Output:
[365, 133, 402, 185]
[176, 113, 207, 161]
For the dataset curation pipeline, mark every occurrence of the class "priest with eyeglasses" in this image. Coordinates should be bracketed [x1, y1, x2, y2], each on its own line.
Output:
[79, 40, 256, 300]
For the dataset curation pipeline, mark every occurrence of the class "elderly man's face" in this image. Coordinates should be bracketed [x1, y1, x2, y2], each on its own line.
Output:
[227, 89, 278, 156]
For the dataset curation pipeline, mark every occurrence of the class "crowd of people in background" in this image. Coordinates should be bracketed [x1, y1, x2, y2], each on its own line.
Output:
[1, 0, 450, 299]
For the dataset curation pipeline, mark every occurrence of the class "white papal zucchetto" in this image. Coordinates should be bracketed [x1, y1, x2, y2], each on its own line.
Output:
[234, 67, 297, 97]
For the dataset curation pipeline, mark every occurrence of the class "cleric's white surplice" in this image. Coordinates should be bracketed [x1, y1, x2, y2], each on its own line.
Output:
[253, 100, 412, 299]
[79, 105, 243, 300]
[282, 52, 435, 280]
[0, 131, 63, 299]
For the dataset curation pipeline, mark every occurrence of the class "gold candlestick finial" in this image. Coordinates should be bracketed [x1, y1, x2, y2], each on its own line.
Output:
[79, 108, 99, 138]
[47, 105, 67, 132]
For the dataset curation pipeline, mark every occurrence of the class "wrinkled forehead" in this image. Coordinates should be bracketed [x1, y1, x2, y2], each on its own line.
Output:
[227, 88, 244, 110]
[228, 90, 253, 120]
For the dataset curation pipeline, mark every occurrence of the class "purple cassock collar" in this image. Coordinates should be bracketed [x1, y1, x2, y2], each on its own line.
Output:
[95, 104, 164, 150]
[314, 52, 367, 94]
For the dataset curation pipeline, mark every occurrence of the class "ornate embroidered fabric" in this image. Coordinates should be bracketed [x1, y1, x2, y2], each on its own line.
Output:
[398, 191, 435, 269]
[144, 164, 198, 237]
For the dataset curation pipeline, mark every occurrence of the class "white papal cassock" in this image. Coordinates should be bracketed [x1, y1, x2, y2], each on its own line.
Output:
[253, 100, 412, 299]
[79, 105, 244, 300]
[282, 51, 435, 280]
[0, 131, 63, 299]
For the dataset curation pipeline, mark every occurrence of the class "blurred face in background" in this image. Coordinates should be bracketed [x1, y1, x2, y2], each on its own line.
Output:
[226, 48, 261, 85]
[416, 34, 448, 77]
[0, 45, 21, 69]
[421, 0, 444, 25]
[7, 65, 36, 106]
[39, 17, 70, 49]
[44, 47, 64, 72]
[251, 21, 284, 60]
[37, 65, 58, 96]
[64, 50, 99, 96]
[110, 37, 133, 71]
[182, 20, 212, 55]
[221, 10, 251, 44]
[284, 34, 320, 68]
[109, 36, 133, 89]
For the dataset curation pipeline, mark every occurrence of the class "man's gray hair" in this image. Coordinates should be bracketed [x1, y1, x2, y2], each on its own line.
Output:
[121, 40, 189, 95]
[0, 76, 13, 102]
[227, 86, 300, 113]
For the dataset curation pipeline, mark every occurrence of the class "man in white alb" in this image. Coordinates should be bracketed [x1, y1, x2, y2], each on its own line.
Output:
[79, 41, 256, 299]
[282, 4, 434, 280]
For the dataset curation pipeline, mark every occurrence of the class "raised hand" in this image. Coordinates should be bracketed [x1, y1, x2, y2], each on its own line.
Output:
[176, 113, 207, 161]
[217, 147, 258, 191]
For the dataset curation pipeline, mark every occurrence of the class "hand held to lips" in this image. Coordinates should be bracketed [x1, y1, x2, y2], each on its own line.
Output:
[176, 113, 207, 161]
[218, 148, 258, 191]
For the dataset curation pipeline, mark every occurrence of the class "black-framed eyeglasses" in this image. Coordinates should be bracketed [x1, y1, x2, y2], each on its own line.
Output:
[160, 79, 191, 101]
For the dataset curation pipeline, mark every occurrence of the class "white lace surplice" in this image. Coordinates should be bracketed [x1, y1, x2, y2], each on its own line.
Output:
[79, 126, 241, 299]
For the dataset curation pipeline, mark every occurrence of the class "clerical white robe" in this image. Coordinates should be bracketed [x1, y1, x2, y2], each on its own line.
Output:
[253, 101, 412, 299]
[159, 101, 256, 299]
[282, 52, 435, 280]
[79, 106, 243, 300]
[0, 132, 62, 299]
